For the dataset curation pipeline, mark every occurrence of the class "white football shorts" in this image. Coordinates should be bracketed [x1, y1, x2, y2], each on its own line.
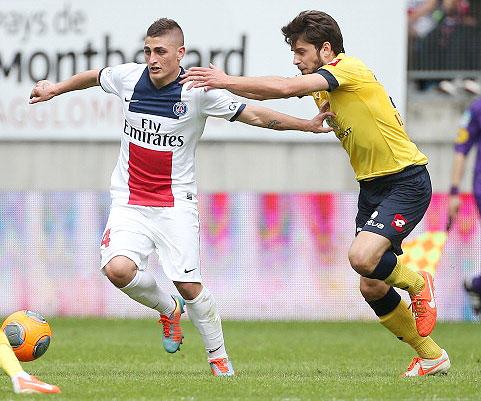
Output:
[100, 202, 201, 282]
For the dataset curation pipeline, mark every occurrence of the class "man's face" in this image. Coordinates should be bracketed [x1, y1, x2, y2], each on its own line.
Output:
[144, 35, 185, 87]
[291, 38, 332, 74]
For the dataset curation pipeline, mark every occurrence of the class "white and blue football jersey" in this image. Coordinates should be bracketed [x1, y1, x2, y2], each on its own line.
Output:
[99, 63, 246, 207]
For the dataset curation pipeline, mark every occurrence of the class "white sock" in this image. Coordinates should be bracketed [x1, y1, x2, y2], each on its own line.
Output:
[12, 371, 30, 381]
[120, 270, 175, 315]
[185, 287, 227, 361]
[11, 371, 34, 394]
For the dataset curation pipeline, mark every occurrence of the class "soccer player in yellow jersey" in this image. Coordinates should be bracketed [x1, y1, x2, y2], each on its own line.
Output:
[0, 330, 60, 393]
[181, 10, 451, 376]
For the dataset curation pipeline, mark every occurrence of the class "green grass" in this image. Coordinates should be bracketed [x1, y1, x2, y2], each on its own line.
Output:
[1, 319, 480, 401]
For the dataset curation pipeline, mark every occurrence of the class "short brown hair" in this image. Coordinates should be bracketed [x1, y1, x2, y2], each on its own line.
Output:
[281, 11, 344, 54]
[146, 18, 184, 45]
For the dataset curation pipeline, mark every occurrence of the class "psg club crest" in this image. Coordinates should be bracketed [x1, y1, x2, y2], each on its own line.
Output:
[173, 101, 188, 117]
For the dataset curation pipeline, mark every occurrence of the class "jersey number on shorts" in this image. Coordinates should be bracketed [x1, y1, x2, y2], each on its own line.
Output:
[101, 228, 111, 248]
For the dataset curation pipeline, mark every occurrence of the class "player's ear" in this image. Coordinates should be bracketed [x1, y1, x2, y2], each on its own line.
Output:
[177, 46, 186, 61]
[321, 41, 332, 55]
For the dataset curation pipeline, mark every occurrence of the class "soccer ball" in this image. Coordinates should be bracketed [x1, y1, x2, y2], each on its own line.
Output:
[1, 310, 52, 362]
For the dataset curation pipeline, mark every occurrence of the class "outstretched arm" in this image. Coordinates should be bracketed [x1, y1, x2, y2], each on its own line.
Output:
[29, 69, 100, 104]
[228, 89, 275, 101]
[236, 104, 334, 133]
[180, 64, 329, 100]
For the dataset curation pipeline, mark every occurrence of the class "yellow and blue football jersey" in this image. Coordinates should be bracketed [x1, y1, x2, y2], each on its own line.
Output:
[311, 53, 428, 181]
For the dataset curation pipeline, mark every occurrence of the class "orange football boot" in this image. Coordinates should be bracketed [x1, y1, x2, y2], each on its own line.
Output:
[159, 296, 185, 353]
[409, 271, 437, 337]
[402, 349, 450, 377]
[209, 357, 235, 377]
[13, 375, 61, 394]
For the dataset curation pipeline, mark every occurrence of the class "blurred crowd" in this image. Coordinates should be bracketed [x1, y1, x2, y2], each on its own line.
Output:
[408, 0, 481, 93]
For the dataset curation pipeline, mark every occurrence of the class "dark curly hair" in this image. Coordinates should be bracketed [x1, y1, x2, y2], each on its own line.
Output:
[281, 11, 344, 54]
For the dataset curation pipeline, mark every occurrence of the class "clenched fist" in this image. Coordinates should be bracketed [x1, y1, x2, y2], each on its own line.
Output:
[29, 81, 57, 104]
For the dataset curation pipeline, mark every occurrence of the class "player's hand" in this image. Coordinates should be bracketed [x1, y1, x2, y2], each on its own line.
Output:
[29, 81, 57, 104]
[447, 194, 460, 230]
[179, 63, 228, 90]
[309, 110, 336, 133]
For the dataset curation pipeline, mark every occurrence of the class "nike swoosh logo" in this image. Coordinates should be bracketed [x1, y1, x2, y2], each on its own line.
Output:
[422, 358, 448, 374]
[33, 382, 55, 391]
[18, 378, 57, 393]
[208, 345, 222, 354]
[426, 276, 436, 308]
[184, 268, 197, 273]
[124, 97, 139, 103]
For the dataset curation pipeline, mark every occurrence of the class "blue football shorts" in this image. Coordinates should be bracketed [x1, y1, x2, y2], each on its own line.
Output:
[355, 165, 432, 255]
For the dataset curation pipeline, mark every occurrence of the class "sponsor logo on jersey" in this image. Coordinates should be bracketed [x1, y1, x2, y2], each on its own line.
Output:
[337, 126, 352, 140]
[326, 116, 352, 141]
[391, 213, 408, 232]
[326, 116, 340, 133]
[172, 101, 188, 117]
[123, 120, 184, 147]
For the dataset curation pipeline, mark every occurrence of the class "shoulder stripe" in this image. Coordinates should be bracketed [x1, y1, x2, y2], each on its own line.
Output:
[229, 103, 246, 122]
[317, 69, 339, 92]
[98, 67, 108, 93]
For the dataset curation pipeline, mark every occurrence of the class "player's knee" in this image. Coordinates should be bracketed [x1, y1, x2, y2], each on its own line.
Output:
[104, 256, 137, 288]
[348, 248, 376, 276]
[359, 278, 389, 301]
[174, 281, 203, 301]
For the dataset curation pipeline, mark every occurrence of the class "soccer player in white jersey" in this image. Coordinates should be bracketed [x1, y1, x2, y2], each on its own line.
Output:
[29, 18, 333, 377]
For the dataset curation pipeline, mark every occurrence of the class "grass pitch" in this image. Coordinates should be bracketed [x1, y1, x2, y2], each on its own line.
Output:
[1, 319, 480, 401]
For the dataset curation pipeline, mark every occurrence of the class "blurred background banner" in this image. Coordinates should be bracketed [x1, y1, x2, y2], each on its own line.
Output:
[0, 0, 406, 141]
[0, 191, 479, 320]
